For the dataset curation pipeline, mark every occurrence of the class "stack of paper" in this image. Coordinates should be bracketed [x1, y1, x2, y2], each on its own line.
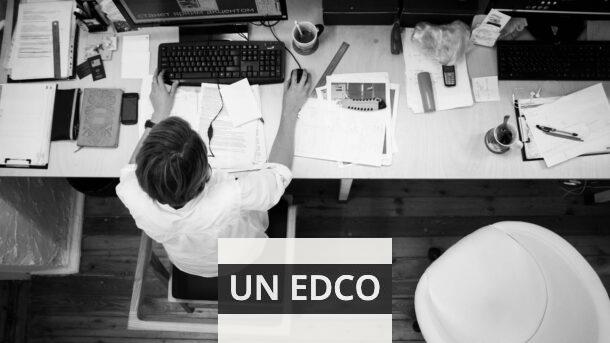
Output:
[200, 83, 266, 170]
[138, 77, 266, 171]
[298, 72, 398, 167]
[0, 83, 57, 168]
[523, 83, 610, 167]
[121, 35, 150, 79]
[9, 1, 76, 80]
[401, 28, 473, 113]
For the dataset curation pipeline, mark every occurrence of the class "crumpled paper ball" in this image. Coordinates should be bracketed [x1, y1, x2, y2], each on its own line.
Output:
[411, 21, 472, 65]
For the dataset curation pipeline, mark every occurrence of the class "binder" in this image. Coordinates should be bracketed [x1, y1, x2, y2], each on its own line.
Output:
[8, 1, 79, 82]
[0, 84, 57, 169]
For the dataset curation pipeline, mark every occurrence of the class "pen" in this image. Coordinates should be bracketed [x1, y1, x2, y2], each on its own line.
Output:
[536, 125, 584, 142]
[535, 125, 579, 137]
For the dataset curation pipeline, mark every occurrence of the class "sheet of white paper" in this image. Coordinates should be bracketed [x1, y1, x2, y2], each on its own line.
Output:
[220, 78, 262, 126]
[525, 83, 610, 167]
[138, 74, 201, 136]
[200, 83, 266, 170]
[402, 28, 474, 113]
[472, 76, 500, 102]
[295, 98, 386, 167]
[121, 35, 150, 79]
[390, 84, 400, 154]
[0, 83, 56, 166]
[326, 73, 392, 165]
[9, 1, 74, 79]
[315, 86, 328, 100]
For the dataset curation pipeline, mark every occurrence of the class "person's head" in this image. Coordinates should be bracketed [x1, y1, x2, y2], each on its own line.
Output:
[136, 117, 209, 208]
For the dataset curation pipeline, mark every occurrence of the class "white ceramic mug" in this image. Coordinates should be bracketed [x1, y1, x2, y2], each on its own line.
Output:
[484, 116, 523, 154]
[292, 22, 325, 55]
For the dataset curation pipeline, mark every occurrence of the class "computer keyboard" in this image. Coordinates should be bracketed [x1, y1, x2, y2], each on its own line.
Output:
[497, 41, 610, 81]
[158, 41, 285, 85]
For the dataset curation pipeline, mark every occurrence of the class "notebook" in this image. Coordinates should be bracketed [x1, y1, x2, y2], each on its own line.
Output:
[8, 1, 77, 81]
[77, 88, 123, 148]
[51, 89, 80, 141]
[0, 83, 57, 168]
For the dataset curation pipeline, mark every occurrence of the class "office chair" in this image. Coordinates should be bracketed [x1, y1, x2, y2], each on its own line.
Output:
[128, 200, 297, 332]
[414, 221, 610, 343]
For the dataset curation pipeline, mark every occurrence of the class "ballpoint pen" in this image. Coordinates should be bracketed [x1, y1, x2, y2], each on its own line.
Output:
[535, 125, 583, 142]
[535, 125, 579, 137]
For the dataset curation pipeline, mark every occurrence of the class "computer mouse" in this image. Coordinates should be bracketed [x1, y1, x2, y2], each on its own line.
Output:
[295, 68, 304, 83]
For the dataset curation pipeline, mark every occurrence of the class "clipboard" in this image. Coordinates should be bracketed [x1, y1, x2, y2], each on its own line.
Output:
[0, 84, 57, 169]
[513, 97, 610, 162]
[7, 25, 79, 83]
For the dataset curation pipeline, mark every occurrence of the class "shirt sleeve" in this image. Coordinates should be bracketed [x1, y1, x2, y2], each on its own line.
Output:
[236, 163, 292, 211]
[115, 164, 169, 240]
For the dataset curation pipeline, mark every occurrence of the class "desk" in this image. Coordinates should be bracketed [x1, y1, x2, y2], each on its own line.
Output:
[1, 0, 610, 185]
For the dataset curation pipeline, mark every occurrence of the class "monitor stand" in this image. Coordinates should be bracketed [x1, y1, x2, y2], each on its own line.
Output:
[526, 17, 586, 42]
[179, 24, 248, 42]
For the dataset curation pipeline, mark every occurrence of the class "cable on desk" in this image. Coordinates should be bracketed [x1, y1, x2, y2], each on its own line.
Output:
[252, 20, 302, 70]
[206, 81, 224, 158]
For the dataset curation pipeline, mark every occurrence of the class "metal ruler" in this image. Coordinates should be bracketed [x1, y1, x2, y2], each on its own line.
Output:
[311, 42, 350, 97]
[52, 21, 61, 79]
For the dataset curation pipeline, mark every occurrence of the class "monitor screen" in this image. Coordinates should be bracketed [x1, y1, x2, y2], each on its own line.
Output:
[114, 0, 287, 26]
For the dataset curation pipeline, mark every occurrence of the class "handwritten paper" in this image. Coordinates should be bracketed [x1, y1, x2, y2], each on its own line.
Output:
[525, 83, 610, 167]
[472, 76, 500, 102]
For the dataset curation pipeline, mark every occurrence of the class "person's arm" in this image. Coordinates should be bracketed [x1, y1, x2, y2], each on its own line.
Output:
[128, 69, 179, 164]
[268, 69, 311, 169]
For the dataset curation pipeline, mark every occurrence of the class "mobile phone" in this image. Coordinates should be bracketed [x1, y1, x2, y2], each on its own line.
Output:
[442, 65, 456, 87]
[121, 93, 139, 125]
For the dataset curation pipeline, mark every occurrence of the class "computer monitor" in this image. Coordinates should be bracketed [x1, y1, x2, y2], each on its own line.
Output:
[113, 0, 288, 28]
[489, 0, 610, 40]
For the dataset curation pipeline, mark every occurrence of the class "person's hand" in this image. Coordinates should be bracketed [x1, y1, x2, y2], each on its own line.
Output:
[282, 69, 311, 120]
[150, 69, 179, 123]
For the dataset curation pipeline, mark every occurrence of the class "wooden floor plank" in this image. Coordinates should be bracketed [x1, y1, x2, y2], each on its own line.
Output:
[25, 180, 610, 342]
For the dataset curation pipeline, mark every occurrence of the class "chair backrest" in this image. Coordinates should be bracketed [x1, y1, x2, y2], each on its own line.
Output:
[128, 204, 298, 332]
[414, 221, 610, 343]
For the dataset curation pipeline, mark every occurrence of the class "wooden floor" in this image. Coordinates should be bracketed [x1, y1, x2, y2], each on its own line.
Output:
[2, 180, 610, 342]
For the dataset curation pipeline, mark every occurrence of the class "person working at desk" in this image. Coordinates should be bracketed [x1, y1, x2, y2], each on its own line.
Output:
[116, 69, 311, 278]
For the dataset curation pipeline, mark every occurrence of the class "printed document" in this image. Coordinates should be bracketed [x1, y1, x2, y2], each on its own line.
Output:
[200, 83, 266, 170]
[525, 83, 610, 167]
[295, 99, 386, 167]
[9, 1, 75, 80]
[138, 75, 201, 137]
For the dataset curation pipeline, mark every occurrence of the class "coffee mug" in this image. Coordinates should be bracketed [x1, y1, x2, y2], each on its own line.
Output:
[292, 22, 324, 55]
[484, 115, 523, 154]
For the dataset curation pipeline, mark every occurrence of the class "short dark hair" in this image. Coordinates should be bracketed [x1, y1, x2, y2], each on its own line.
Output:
[135, 117, 209, 208]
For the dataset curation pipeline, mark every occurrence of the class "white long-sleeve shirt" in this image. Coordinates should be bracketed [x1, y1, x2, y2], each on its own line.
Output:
[116, 163, 292, 277]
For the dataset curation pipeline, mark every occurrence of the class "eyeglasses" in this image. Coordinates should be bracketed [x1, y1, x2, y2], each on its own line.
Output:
[207, 82, 224, 158]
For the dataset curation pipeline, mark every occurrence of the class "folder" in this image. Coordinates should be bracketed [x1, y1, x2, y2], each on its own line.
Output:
[0, 84, 57, 168]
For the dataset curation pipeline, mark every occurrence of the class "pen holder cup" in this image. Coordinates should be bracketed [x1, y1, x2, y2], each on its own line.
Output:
[485, 121, 523, 154]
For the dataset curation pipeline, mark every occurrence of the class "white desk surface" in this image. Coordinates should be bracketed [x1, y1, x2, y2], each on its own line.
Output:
[1, 0, 610, 179]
